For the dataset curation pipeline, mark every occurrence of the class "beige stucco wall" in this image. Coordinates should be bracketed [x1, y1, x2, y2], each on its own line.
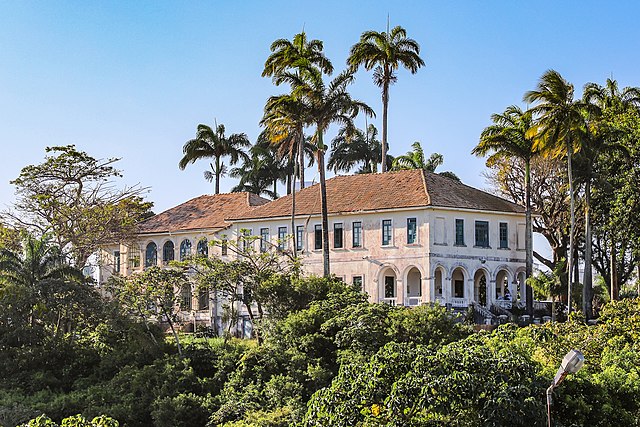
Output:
[100, 204, 527, 311]
[231, 205, 526, 308]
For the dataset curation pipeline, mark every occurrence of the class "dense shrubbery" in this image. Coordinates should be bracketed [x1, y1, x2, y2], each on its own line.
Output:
[2, 255, 640, 427]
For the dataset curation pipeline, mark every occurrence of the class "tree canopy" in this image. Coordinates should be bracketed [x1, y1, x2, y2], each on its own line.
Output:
[5, 146, 153, 269]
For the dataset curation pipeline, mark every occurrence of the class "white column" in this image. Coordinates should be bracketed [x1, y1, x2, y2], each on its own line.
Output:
[396, 278, 404, 306]
[423, 277, 431, 303]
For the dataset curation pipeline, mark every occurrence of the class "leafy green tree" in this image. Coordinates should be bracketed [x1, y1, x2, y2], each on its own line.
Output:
[348, 25, 425, 172]
[181, 234, 298, 343]
[108, 267, 189, 356]
[583, 79, 640, 301]
[328, 124, 382, 174]
[0, 221, 22, 252]
[5, 146, 152, 268]
[179, 122, 251, 194]
[474, 105, 538, 314]
[524, 70, 592, 312]
[484, 153, 572, 289]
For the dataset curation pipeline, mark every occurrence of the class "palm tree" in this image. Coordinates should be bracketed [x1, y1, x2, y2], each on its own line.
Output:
[262, 32, 333, 80]
[473, 105, 537, 315]
[583, 78, 640, 112]
[348, 25, 425, 172]
[263, 32, 333, 189]
[392, 141, 443, 172]
[281, 67, 374, 276]
[580, 79, 640, 306]
[263, 32, 334, 257]
[524, 70, 592, 313]
[0, 235, 84, 336]
[230, 142, 285, 200]
[261, 94, 309, 188]
[328, 124, 381, 174]
[179, 123, 251, 194]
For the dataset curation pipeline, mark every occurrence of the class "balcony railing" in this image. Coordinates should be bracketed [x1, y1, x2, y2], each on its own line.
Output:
[450, 297, 467, 308]
[380, 297, 397, 306]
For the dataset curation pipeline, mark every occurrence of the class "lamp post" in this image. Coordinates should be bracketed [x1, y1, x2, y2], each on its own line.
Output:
[546, 349, 585, 427]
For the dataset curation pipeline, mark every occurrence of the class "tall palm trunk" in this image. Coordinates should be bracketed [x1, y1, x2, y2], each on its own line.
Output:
[583, 178, 593, 319]
[291, 156, 297, 257]
[381, 78, 389, 172]
[567, 144, 575, 313]
[299, 134, 306, 188]
[316, 130, 330, 277]
[215, 156, 221, 194]
[525, 160, 534, 316]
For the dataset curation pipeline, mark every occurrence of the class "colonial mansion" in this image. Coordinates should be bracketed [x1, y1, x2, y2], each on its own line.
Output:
[99, 169, 529, 330]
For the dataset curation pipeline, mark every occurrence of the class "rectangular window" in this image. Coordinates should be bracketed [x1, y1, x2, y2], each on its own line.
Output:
[352, 221, 362, 248]
[128, 247, 141, 268]
[260, 228, 269, 252]
[296, 225, 304, 251]
[241, 229, 252, 251]
[407, 218, 417, 244]
[278, 226, 287, 251]
[113, 250, 120, 273]
[334, 223, 343, 248]
[455, 219, 465, 246]
[221, 238, 228, 256]
[499, 222, 508, 249]
[352, 275, 363, 291]
[382, 220, 392, 246]
[314, 225, 322, 250]
[384, 275, 395, 298]
[475, 221, 489, 247]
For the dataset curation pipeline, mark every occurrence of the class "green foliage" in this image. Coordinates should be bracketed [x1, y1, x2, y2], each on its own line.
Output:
[4, 272, 640, 427]
[18, 414, 119, 427]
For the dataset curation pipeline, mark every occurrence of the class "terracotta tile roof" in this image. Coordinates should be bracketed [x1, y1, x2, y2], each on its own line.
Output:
[230, 169, 524, 220]
[423, 171, 524, 213]
[139, 192, 269, 234]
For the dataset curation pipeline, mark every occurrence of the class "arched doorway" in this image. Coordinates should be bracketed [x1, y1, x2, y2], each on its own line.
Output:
[379, 267, 397, 305]
[495, 270, 510, 300]
[474, 269, 488, 306]
[450, 267, 466, 307]
[405, 267, 422, 306]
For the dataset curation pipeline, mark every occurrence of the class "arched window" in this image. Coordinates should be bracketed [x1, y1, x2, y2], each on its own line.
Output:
[145, 242, 157, 267]
[180, 239, 191, 261]
[162, 241, 175, 264]
[197, 238, 208, 257]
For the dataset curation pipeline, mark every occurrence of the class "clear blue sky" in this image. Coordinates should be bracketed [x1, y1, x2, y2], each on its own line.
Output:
[1, 1, 639, 214]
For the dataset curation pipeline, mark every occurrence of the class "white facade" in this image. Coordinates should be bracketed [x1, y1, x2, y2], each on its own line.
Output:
[231, 205, 527, 310]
